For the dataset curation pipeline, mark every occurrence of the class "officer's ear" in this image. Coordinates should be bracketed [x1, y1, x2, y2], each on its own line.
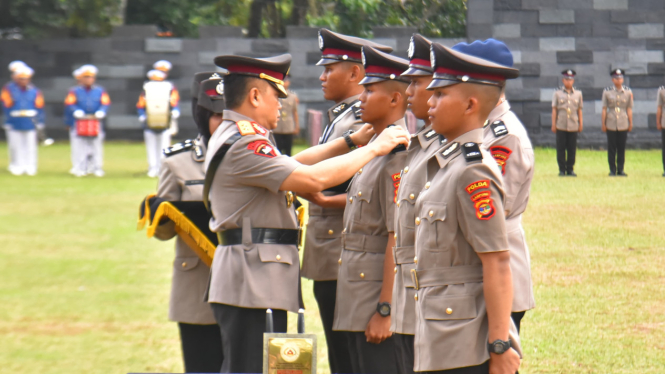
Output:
[349, 64, 363, 83]
[248, 86, 262, 108]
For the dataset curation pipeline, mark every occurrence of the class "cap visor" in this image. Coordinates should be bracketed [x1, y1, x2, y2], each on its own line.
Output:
[316, 58, 341, 66]
[426, 78, 460, 90]
[401, 67, 433, 77]
[359, 76, 386, 85]
[269, 82, 288, 98]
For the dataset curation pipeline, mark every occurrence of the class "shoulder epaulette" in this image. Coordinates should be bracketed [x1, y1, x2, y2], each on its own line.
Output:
[236, 120, 256, 136]
[193, 144, 205, 162]
[623, 85, 631, 91]
[605, 86, 612, 91]
[660, 86, 665, 91]
[164, 139, 195, 157]
[490, 120, 509, 138]
[462, 142, 483, 163]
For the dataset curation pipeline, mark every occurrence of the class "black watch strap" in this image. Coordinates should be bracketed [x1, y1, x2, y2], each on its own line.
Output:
[376, 302, 391, 317]
[488, 339, 511, 354]
[343, 131, 356, 149]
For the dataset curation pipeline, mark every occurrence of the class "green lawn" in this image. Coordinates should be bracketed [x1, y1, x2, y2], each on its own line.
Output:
[0, 142, 663, 374]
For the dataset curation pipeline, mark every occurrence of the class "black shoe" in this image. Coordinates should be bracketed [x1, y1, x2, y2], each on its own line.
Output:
[617, 171, 627, 177]
[609, 172, 616, 176]
[558, 171, 566, 177]
[567, 171, 577, 177]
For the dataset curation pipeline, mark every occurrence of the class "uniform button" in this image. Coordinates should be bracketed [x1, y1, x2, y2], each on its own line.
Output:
[425, 182, 431, 189]
[343, 228, 347, 233]
[181, 262, 187, 268]
[446, 308, 453, 315]
[404, 166, 409, 174]
[414, 256, 418, 264]
[338, 258, 342, 265]
[396, 202, 400, 208]
[394, 233, 397, 239]
[358, 168, 363, 174]
[394, 266, 397, 273]
[360, 272, 365, 279]
[414, 294, 418, 301]
[429, 210, 434, 217]
[415, 217, 421, 225]
[409, 193, 415, 200]
[358, 191, 362, 197]
[328, 229, 334, 235]
[349, 197, 354, 203]
[276, 255, 281, 261]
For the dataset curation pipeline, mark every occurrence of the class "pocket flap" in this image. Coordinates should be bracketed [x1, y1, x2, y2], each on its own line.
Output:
[347, 260, 384, 281]
[423, 295, 477, 320]
[421, 202, 446, 223]
[175, 256, 200, 271]
[353, 183, 374, 203]
[314, 218, 344, 239]
[396, 182, 420, 205]
[257, 245, 294, 265]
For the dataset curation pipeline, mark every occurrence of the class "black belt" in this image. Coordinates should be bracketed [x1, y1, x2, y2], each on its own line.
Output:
[218, 228, 300, 246]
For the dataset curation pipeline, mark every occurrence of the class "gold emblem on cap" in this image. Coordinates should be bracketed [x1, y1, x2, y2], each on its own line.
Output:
[318, 33, 324, 50]
[211, 73, 221, 79]
[216, 81, 224, 95]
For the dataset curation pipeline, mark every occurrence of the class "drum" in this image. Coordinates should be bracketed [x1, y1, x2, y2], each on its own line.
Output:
[76, 118, 100, 137]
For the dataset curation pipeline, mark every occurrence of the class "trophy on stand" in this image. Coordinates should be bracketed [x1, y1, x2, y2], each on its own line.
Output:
[263, 309, 317, 374]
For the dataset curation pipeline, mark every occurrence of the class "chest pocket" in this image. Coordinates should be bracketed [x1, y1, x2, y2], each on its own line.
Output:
[418, 201, 451, 252]
[606, 95, 617, 107]
[351, 183, 374, 223]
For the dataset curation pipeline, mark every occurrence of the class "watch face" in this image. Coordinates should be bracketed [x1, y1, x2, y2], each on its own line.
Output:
[379, 303, 390, 316]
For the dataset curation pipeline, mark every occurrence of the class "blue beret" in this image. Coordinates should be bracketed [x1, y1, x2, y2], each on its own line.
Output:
[452, 39, 514, 68]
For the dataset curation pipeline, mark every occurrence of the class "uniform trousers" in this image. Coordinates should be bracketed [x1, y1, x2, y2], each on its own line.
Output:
[178, 322, 224, 373]
[69, 127, 80, 172]
[313, 281, 353, 374]
[606, 130, 628, 174]
[346, 331, 398, 374]
[661, 130, 665, 172]
[273, 133, 293, 156]
[144, 129, 171, 175]
[423, 361, 490, 374]
[555, 130, 577, 173]
[9, 129, 37, 175]
[210, 303, 287, 374]
[4, 125, 18, 172]
[77, 131, 104, 174]
[393, 333, 415, 374]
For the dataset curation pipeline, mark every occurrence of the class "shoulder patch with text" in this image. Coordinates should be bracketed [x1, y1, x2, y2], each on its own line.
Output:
[247, 140, 277, 158]
[465, 180, 489, 194]
[392, 172, 401, 203]
[489, 146, 513, 175]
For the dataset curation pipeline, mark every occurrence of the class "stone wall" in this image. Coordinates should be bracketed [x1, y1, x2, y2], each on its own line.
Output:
[0, 25, 462, 142]
[469, 0, 665, 148]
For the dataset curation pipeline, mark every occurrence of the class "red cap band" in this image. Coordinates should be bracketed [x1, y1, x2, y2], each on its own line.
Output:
[226, 65, 284, 81]
[321, 48, 362, 60]
[435, 67, 505, 82]
[205, 89, 221, 97]
[410, 58, 431, 68]
[365, 65, 405, 76]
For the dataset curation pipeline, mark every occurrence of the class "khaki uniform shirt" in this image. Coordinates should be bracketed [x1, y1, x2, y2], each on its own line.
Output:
[413, 128, 516, 372]
[154, 137, 216, 325]
[552, 87, 583, 132]
[484, 101, 536, 312]
[333, 119, 408, 332]
[656, 87, 665, 125]
[602, 85, 633, 131]
[301, 95, 365, 281]
[391, 124, 443, 335]
[274, 90, 298, 135]
[205, 110, 302, 313]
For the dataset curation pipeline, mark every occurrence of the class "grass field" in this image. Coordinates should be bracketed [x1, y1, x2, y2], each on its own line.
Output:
[0, 141, 664, 374]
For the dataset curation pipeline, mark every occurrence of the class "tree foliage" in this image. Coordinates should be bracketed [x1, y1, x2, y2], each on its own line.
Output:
[2, 0, 466, 39]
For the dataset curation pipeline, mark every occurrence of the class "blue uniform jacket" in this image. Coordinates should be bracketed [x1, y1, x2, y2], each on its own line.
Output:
[64, 85, 111, 127]
[1, 82, 45, 131]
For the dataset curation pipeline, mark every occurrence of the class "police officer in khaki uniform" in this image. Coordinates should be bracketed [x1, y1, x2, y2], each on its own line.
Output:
[150, 73, 225, 373]
[204, 54, 408, 373]
[412, 40, 521, 374]
[602, 68, 633, 176]
[390, 33, 439, 374]
[299, 28, 393, 374]
[484, 92, 536, 333]
[655, 85, 665, 176]
[551, 69, 583, 177]
[333, 46, 410, 374]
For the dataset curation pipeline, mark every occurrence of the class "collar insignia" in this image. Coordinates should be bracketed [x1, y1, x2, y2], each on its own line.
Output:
[441, 141, 459, 158]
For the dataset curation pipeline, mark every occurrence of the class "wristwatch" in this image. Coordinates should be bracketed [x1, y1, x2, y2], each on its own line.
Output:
[376, 302, 391, 317]
[343, 130, 357, 150]
[488, 339, 512, 355]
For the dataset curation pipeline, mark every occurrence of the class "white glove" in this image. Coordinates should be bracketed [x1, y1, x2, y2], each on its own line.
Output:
[94, 111, 106, 119]
[170, 109, 180, 119]
[138, 115, 146, 123]
[73, 110, 85, 119]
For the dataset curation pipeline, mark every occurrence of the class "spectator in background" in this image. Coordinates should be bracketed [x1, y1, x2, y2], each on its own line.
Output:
[273, 75, 299, 156]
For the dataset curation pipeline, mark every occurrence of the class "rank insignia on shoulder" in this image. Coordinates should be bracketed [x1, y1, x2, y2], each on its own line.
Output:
[490, 121, 508, 137]
[462, 142, 482, 162]
[164, 140, 194, 157]
[332, 103, 347, 115]
[247, 140, 277, 158]
[441, 141, 459, 158]
[237, 120, 256, 136]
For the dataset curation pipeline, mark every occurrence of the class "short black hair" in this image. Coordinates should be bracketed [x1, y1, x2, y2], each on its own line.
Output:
[223, 74, 261, 110]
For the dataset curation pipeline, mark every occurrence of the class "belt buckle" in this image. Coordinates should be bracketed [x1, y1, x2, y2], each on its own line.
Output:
[410, 268, 420, 291]
[615, 107, 620, 113]
[216, 232, 223, 245]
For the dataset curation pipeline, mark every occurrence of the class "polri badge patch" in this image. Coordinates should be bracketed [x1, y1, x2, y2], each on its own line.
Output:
[489, 146, 512, 175]
[248, 140, 277, 158]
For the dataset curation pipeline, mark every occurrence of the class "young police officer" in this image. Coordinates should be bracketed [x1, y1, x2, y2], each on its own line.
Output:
[412, 40, 521, 374]
[391, 33, 438, 374]
[601, 68, 633, 177]
[300, 28, 392, 374]
[204, 54, 408, 373]
[333, 46, 410, 374]
[551, 69, 583, 177]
